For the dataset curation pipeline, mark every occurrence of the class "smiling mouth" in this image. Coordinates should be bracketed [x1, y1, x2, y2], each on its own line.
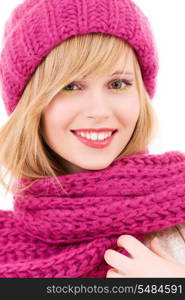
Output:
[70, 129, 118, 149]
[70, 129, 117, 135]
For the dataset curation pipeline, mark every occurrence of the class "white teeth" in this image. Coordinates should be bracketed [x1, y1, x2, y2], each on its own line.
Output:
[86, 132, 91, 139]
[80, 132, 87, 138]
[97, 133, 105, 140]
[75, 131, 112, 141]
[91, 133, 98, 140]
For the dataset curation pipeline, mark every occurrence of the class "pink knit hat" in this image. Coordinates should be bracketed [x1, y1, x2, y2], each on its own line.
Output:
[0, 0, 159, 116]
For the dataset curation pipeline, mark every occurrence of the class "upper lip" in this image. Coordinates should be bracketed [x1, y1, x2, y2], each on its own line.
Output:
[71, 128, 117, 133]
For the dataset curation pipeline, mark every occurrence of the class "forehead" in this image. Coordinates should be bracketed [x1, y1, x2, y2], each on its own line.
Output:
[82, 52, 135, 79]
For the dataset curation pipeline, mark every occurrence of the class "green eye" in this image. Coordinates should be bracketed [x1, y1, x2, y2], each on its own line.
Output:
[61, 78, 133, 93]
[111, 79, 132, 92]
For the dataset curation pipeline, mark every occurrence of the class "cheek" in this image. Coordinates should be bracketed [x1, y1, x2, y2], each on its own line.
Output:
[43, 100, 75, 132]
[118, 96, 140, 126]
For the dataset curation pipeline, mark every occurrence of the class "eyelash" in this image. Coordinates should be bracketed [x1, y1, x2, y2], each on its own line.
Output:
[61, 78, 133, 93]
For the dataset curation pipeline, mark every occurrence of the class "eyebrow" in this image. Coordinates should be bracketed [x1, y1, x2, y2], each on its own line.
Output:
[109, 70, 134, 76]
[81, 70, 134, 79]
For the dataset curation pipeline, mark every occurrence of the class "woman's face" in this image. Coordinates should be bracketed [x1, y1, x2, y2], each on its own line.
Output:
[41, 56, 140, 174]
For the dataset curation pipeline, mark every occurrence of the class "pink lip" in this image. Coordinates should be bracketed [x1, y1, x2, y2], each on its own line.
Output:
[71, 131, 117, 149]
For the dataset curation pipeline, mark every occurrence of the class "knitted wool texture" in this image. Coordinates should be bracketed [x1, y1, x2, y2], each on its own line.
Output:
[0, 0, 159, 116]
[1, 151, 185, 278]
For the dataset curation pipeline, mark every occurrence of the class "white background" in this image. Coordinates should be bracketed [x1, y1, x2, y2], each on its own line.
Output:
[0, 0, 185, 210]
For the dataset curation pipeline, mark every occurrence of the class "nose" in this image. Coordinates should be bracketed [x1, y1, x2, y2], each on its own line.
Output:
[84, 92, 111, 120]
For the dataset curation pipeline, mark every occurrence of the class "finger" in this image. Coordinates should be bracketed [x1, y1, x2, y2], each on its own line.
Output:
[150, 237, 178, 263]
[117, 235, 151, 258]
[104, 248, 133, 274]
[106, 268, 125, 278]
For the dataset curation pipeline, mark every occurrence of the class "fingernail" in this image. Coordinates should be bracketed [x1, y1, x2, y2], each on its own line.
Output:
[104, 249, 112, 259]
[117, 235, 125, 242]
[152, 236, 160, 245]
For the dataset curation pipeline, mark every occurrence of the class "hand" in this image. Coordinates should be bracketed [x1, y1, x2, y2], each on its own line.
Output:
[104, 235, 185, 277]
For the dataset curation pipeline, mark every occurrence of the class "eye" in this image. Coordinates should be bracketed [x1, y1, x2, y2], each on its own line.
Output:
[110, 79, 133, 91]
[63, 83, 79, 92]
[61, 78, 133, 93]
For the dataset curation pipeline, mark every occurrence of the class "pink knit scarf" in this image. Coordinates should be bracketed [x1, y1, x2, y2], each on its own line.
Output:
[11, 151, 185, 277]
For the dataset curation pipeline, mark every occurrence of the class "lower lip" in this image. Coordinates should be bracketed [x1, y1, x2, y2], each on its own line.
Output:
[71, 131, 117, 148]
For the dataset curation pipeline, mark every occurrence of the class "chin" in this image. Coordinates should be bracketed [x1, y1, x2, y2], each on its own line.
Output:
[81, 160, 113, 171]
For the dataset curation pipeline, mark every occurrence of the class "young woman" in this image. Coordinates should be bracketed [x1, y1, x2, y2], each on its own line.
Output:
[0, 0, 185, 278]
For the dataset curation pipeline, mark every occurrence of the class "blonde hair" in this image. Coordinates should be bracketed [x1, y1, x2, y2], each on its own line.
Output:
[0, 33, 158, 198]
